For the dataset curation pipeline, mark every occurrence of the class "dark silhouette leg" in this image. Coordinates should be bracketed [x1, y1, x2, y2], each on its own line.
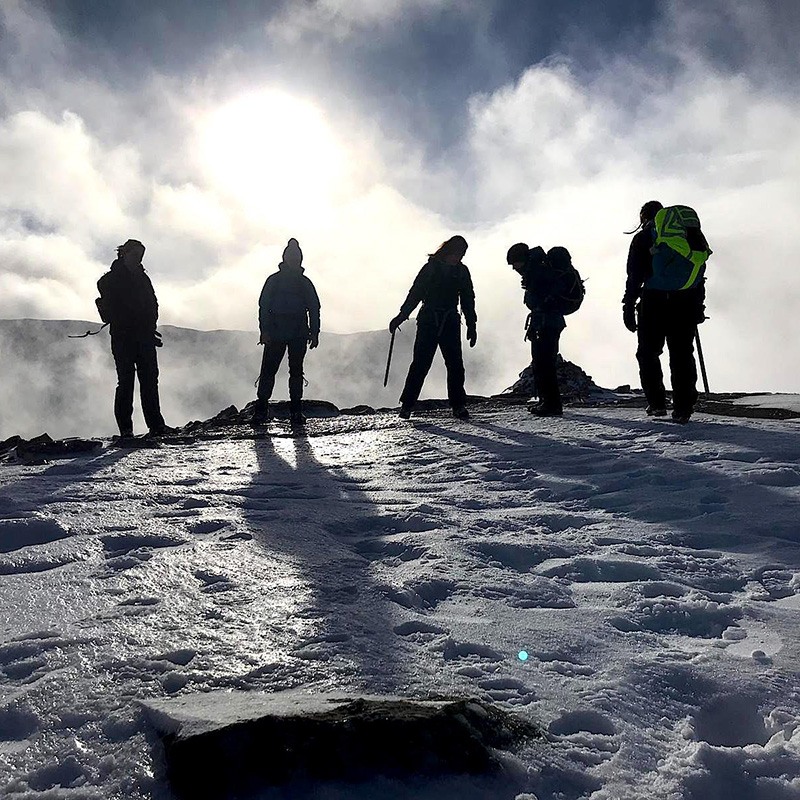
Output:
[439, 316, 466, 409]
[666, 300, 698, 417]
[111, 336, 136, 434]
[531, 327, 562, 410]
[257, 341, 288, 401]
[287, 338, 308, 416]
[135, 341, 166, 432]
[636, 296, 667, 410]
[399, 321, 439, 408]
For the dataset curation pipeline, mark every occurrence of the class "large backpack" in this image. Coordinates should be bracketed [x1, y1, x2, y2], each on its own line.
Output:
[646, 205, 711, 291]
[546, 246, 585, 315]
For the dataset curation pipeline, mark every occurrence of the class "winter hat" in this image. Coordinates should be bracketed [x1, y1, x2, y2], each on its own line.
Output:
[282, 238, 303, 266]
[506, 242, 529, 265]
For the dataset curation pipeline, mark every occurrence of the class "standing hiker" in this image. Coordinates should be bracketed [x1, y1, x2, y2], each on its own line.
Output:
[506, 243, 584, 416]
[389, 235, 476, 420]
[96, 239, 170, 437]
[252, 238, 321, 426]
[622, 201, 710, 424]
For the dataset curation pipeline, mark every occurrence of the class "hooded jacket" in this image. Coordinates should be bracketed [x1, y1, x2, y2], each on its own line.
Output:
[97, 259, 158, 338]
[258, 262, 321, 342]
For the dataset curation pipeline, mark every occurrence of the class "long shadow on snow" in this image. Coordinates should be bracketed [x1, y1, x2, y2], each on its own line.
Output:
[569, 410, 800, 463]
[423, 417, 800, 551]
[245, 429, 408, 695]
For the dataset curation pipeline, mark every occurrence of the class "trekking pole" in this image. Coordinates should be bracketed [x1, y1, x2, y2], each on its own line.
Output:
[695, 328, 710, 395]
[383, 330, 396, 387]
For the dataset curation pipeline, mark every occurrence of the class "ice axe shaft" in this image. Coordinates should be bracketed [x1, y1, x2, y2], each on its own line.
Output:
[383, 330, 396, 387]
[695, 329, 710, 395]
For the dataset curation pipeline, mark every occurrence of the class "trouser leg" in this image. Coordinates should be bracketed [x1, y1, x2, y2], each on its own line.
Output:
[287, 338, 308, 411]
[636, 299, 667, 409]
[399, 322, 439, 407]
[111, 336, 136, 434]
[136, 341, 166, 431]
[257, 341, 287, 401]
[439, 316, 466, 408]
[666, 314, 698, 416]
[531, 327, 562, 409]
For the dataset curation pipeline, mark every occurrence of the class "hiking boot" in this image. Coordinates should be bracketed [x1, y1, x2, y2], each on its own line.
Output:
[398, 406, 412, 419]
[290, 411, 306, 426]
[251, 400, 269, 425]
[529, 403, 562, 417]
[118, 428, 133, 438]
[646, 405, 667, 417]
[671, 410, 691, 424]
[452, 406, 470, 420]
[148, 424, 177, 437]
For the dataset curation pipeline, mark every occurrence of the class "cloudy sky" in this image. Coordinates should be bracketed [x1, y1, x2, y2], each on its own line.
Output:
[1, 0, 799, 393]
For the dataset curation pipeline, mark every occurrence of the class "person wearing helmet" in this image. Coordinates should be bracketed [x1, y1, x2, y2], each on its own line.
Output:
[96, 239, 170, 437]
[389, 235, 476, 420]
[252, 238, 321, 426]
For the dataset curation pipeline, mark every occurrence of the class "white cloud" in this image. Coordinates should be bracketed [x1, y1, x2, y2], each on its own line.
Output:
[1, 0, 799, 398]
[266, 0, 463, 42]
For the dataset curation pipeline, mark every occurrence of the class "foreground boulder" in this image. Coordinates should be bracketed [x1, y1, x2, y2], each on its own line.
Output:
[143, 690, 539, 798]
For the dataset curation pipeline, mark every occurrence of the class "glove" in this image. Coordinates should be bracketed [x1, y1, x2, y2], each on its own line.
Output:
[309, 332, 319, 349]
[467, 326, 477, 348]
[623, 303, 637, 333]
[695, 305, 707, 325]
[389, 314, 405, 334]
[154, 330, 163, 347]
[259, 331, 271, 346]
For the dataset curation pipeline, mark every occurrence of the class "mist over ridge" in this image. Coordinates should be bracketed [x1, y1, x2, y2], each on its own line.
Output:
[0, 318, 519, 440]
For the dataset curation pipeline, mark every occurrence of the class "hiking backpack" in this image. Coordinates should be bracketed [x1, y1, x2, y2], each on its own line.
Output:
[646, 205, 711, 291]
[546, 246, 585, 315]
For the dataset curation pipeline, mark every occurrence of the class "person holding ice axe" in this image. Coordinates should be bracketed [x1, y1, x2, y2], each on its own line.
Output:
[387, 235, 477, 420]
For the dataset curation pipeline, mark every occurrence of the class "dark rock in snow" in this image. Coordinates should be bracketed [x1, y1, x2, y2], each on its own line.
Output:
[504, 357, 615, 403]
[0, 433, 102, 462]
[143, 689, 540, 798]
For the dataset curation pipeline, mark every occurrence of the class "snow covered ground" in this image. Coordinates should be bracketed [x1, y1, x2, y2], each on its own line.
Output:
[0, 405, 799, 799]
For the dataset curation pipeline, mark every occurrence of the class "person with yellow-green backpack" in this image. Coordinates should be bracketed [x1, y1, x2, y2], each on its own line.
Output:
[622, 201, 711, 424]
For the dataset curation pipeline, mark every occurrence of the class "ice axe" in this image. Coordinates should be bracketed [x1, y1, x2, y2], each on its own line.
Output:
[383, 329, 396, 387]
[695, 328, 710, 395]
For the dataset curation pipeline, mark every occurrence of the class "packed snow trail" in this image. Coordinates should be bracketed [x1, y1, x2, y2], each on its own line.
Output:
[0, 407, 798, 799]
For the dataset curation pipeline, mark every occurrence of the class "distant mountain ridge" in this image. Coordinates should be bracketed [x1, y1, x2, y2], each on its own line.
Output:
[0, 318, 503, 439]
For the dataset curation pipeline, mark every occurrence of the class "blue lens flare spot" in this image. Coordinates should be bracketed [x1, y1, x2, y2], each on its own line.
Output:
[518, 650, 529, 661]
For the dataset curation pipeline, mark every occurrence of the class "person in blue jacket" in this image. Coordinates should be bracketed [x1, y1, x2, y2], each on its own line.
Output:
[252, 238, 321, 425]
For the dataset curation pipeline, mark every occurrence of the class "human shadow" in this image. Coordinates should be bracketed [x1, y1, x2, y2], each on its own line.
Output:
[421, 415, 800, 552]
[242, 427, 410, 695]
[567, 409, 800, 461]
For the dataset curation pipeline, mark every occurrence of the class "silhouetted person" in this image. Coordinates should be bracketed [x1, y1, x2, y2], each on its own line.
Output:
[97, 239, 169, 437]
[252, 238, 321, 426]
[623, 200, 707, 423]
[389, 235, 476, 420]
[506, 243, 565, 416]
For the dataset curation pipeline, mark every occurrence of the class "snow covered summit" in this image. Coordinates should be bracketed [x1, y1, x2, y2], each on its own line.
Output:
[0, 403, 798, 799]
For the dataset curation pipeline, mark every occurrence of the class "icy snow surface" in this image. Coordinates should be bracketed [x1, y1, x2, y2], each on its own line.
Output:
[0, 406, 798, 799]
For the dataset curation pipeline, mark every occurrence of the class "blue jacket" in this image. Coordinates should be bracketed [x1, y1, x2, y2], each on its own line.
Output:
[258, 263, 321, 342]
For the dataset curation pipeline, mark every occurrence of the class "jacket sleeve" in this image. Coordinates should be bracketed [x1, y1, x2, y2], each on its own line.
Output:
[304, 278, 321, 336]
[459, 265, 477, 329]
[143, 273, 159, 327]
[398, 263, 432, 319]
[623, 228, 652, 305]
[258, 277, 273, 333]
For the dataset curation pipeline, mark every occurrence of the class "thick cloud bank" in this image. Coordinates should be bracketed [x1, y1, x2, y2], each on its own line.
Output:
[1, 0, 798, 397]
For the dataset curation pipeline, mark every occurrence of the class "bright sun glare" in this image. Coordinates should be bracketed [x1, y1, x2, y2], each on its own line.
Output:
[199, 89, 347, 225]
